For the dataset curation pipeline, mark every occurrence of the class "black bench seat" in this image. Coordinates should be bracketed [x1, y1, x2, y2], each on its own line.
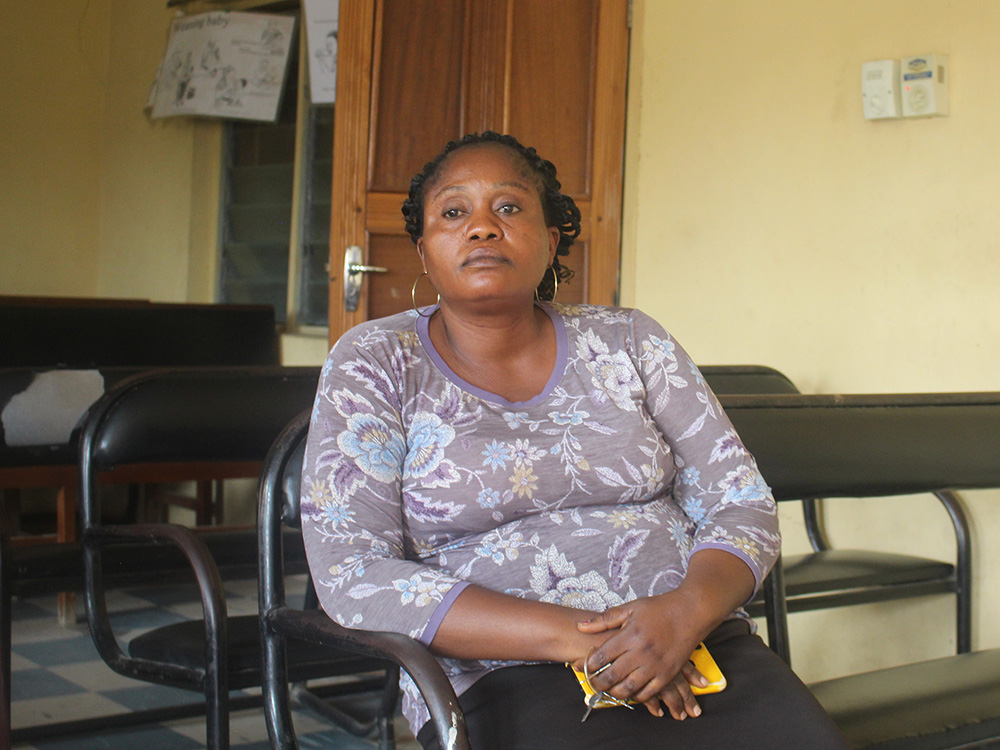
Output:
[811, 648, 1000, 750]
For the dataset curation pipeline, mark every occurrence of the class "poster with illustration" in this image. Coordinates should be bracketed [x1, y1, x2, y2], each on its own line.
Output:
[303, 0, 339, 105]
[151, 11, 295, 121]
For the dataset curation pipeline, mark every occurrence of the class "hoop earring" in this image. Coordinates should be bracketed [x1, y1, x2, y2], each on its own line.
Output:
[535, 265, 559, 303]
[411, 272, 440, 317]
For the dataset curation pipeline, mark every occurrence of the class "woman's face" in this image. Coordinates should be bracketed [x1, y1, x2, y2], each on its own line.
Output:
[416, 144, 559, 308]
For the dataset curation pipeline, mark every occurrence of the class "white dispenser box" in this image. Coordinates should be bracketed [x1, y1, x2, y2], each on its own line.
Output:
[862, 60, 901, 119]
[901, 54, 949, 117]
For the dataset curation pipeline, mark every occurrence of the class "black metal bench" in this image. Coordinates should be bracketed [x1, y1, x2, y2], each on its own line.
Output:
[1, 366, 319, 750]
[702, 367, 972, 658]
[723, 391, 1000, 749]
[6, 362, 999, 749]
[1, 297, 281, 547]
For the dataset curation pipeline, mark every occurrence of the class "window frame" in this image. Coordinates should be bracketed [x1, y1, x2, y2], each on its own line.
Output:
[177, 0, 331, 334]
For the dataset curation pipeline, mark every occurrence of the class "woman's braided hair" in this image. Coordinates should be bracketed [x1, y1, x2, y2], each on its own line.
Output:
[401, 131, 580, 302]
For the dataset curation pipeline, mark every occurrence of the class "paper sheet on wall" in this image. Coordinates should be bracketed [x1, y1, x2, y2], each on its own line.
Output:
[303, 0, 339, 105]
[151, 11, 295, 122]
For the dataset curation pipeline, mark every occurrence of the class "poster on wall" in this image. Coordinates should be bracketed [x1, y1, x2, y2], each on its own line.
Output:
[303, 0, 339, 105]
[150, 11, 295, 121]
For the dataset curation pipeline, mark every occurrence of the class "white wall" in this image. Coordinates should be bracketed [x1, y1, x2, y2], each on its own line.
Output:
[623, 0, 1000, 680]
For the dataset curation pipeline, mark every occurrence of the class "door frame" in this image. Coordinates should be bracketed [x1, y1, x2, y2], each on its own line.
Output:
[327, 0, 629, 345]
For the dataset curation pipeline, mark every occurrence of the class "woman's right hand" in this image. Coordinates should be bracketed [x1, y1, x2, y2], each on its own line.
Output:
[650, 661, 709, 720]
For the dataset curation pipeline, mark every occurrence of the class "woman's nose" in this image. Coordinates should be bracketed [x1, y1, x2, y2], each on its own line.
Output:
[466, 207, 502, 240]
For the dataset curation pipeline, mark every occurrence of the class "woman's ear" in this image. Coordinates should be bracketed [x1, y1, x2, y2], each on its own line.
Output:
[547, 227, 560, 265]
[416, 238, 428, 272]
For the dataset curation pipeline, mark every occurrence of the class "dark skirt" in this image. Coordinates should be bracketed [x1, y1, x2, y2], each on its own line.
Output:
[417, 619, 849, 750]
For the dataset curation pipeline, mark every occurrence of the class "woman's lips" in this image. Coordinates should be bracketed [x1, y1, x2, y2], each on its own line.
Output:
[462, 248, 510, 267]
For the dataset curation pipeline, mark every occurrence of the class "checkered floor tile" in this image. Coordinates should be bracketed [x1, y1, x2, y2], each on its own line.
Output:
[9, 578, 420, 749]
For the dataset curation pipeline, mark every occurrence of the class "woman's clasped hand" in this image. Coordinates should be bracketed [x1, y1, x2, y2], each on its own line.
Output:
[577, 547, 755, 721]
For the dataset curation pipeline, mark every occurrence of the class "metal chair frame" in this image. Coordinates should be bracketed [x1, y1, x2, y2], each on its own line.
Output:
[258, 411, 471, 750]
[77, 367, 395, 750]
[701, 366, 972, 657]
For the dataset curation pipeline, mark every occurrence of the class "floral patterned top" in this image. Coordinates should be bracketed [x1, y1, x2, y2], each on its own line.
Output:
[301, 303, 779, 734]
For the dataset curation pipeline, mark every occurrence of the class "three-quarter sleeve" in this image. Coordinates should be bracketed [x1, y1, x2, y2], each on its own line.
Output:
[300, 324, 466, 641]
[629, 310, 780, 594]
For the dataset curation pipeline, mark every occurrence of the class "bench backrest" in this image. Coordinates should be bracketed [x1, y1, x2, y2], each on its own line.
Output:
[78, 366, 320, 529]
[720, 392, 1000, 500]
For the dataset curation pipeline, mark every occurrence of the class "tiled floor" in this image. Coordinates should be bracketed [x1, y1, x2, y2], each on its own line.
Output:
[9, 577, 420, 749]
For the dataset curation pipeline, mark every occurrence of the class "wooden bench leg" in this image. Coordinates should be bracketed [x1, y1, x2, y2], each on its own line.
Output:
[1, 500, 12, 750]
[147, 480, 224, 527]
[56, 484, 77, 626]
[195, 481, 212, 526]
[1, 491, 21, 537]
[211, 479, 224, 526]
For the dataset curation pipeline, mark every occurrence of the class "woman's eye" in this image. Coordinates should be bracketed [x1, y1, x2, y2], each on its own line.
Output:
[442, 208, 463, 219]
[497, 203, 520, 214]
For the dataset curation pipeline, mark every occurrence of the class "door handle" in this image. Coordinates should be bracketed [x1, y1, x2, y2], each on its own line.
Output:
[343, 246, 388, 312]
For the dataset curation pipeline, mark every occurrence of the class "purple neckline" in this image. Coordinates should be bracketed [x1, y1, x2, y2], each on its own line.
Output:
[416, 303, 568, 407]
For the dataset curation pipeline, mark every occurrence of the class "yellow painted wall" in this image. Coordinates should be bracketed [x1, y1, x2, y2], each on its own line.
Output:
[0, 1, 110, 296]
[1, 1, 203, 303]
[623, 0, 999, 394]
[97, 2, 201, 301]
[623, 0, 1000, 680]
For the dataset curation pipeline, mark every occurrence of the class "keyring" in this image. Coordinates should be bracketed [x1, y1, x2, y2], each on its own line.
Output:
[581, 650, 632, 711]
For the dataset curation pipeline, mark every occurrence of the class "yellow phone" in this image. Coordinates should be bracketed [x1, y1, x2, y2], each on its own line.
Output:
[569, 642, 726, 708]
[689, 641, 726, 695]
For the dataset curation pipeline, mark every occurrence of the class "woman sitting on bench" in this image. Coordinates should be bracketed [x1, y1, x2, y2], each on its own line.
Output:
[301, 132, 849, 749]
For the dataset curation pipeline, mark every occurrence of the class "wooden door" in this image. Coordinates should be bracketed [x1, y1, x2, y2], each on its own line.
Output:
[328, 0, 630, 344]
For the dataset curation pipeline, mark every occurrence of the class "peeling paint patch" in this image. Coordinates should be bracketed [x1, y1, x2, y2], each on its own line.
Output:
[2, 370, 105, 446]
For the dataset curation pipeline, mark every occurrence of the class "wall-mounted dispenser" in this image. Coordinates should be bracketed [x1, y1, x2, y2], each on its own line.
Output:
[862, 60, 901, 120]
[862, 54, 949, 120]
[900, 54, 949, 117]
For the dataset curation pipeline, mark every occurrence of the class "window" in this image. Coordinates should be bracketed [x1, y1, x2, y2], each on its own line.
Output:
[217, 11, 332, 328]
